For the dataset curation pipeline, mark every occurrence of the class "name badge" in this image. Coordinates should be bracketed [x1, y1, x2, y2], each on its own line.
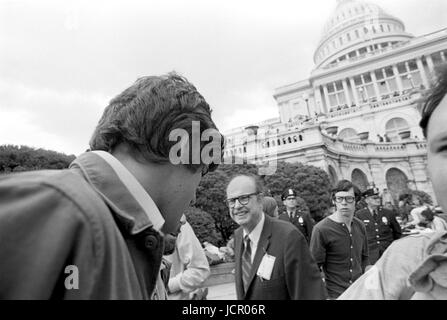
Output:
[298, 217, 304, 224]
[257, 254, 276, 280]
[363, 220, 370, 223]
[382, 216, 388, 224]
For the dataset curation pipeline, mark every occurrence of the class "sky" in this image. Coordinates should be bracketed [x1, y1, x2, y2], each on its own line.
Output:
[1, 0, 446, 156]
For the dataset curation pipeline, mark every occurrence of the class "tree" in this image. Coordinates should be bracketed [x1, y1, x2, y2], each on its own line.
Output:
[0, 145, 75, 173]
[184, 206, 222, 246]
[264, 161, 332, 222]
[195, 159, 332, 243]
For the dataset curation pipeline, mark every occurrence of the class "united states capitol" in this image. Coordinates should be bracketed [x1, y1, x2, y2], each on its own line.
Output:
[222, 0, 447, 204]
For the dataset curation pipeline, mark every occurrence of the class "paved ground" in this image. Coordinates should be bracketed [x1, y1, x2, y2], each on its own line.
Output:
[207, 282, 236, 300]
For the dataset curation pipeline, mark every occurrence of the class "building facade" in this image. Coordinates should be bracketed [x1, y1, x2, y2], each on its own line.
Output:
[223, 0, 447, 203]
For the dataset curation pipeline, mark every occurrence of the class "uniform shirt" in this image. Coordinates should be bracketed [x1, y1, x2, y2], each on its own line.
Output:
[165, 221, 210, 300]
[278, 210, 314, 243]
[355, 207, 401, 264]
[310, 216, 369, 299]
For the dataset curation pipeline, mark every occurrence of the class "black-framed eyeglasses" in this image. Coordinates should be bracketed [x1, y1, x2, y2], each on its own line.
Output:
[226, 193, 259, 208]
[334, 196, 355, 203]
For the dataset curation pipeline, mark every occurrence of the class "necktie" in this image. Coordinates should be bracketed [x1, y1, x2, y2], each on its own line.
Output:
[242, 235, 252, 292]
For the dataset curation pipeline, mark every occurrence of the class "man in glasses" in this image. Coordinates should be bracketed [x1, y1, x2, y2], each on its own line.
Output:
[310, 179, 370, 299]
[355, 187, 401, 264]
[278, 188, 314, 243]
[226, 174, 326, 300]
[339, 64, 447, 300]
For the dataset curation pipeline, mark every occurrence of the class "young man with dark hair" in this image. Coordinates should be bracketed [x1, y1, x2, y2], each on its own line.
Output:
[339, 64, 447, 300]
[310, 179, 370, 299]
[226, 174, 326, 300]
[0, 72, 223, 299]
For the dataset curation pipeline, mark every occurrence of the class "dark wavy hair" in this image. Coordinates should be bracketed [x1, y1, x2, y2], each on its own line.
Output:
[89, 72, 224, 173]
[332, 179, 362, 202]
[419, 63, 447, 138]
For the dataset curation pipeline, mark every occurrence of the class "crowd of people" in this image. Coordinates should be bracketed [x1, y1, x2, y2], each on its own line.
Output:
[0, 63, 447, 300]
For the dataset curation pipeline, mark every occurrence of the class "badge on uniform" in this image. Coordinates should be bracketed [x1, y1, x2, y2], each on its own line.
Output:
[363, 220, 370, 223]
[298, 216, 304, 224]
[257, 253, 276, 281]
[382, 216, 388, 224]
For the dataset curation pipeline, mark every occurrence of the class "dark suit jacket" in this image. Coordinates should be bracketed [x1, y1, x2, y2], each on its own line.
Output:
[234, 214, 326, 300]
[355, 207, 401, 264]
[278, 210, 314, 243]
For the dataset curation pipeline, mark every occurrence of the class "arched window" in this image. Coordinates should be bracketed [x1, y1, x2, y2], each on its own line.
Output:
[380, 24, 385, 33]
[293, 136, 298, 142]
[338, 128, 358, 141]
[328, 166, 338, 187]
[386, 168, 409, 203]
[385, 117, 410, 141]
[351, 169, 369, 192]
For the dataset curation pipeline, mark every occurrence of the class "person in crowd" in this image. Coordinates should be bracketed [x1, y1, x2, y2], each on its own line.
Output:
[310, 180, 370, 299]
[226, 174, 326, 300]
[418, 207, 447, 232]
[409, 194, 432, 225]
[164, 214, 210, 300]
[377, 134, 384, 142]
[338, 63, 447, 300]
[262, 196, 279, 219]
[355, 187, 401, 264]
[397, 193, 414, 225]
[278, 188, 314, 243]
[384, 133, 391, 142]
[0, 72, 223, 299]
[381, 188, 394, 206]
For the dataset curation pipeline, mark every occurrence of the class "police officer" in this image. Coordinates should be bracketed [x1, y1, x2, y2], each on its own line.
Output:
[355, 187, 402, 264]
[278, 188, 314, 243]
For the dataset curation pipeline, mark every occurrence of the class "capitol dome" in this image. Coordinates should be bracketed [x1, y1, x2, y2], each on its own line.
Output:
[314, 0, 414, 69]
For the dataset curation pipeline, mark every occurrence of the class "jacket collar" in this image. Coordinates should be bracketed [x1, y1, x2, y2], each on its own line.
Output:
[235, 214, 273, 298]
[70, 151, 165, 235]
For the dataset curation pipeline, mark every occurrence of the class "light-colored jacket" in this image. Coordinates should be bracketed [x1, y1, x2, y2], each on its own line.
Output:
[165, 220, 210, 300]
[338, 231, 447, 300]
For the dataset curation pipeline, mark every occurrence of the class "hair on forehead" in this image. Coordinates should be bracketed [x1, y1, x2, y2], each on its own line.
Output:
[420, 63, 447, 138]
[227, 174, 264, 194]
[332, 179, 361, 201]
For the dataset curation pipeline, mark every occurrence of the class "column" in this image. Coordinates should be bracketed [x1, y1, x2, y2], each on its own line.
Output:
[392, 65, 403, 92]
[323, 84, 331, 113]
[416, 57, 429, 88]
[349, 77, 359, 105]
[313, 86, 323, 114]
[370, 71, 381, 99]
[426, 54, 435, 72]
[342, 79, 352, 106]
